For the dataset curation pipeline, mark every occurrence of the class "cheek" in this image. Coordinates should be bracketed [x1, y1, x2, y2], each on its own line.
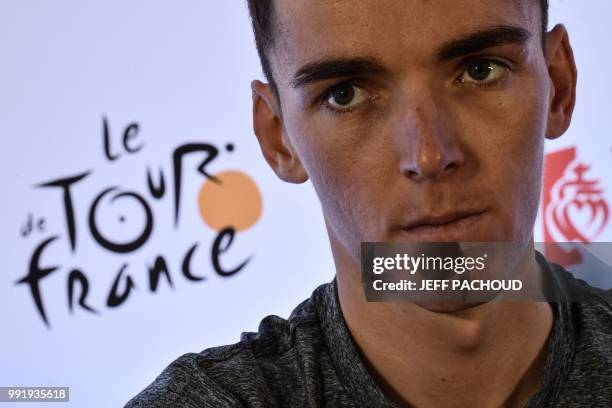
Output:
[284, 114, 393, 242]
[286, 108, 380, 189]
[459, 78, 547, 239]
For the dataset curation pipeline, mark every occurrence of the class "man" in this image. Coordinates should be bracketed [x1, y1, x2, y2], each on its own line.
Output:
[126, 0, 612, 406]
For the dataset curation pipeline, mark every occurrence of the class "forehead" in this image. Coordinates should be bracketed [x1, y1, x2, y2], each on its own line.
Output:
[271, 0, 539, 82]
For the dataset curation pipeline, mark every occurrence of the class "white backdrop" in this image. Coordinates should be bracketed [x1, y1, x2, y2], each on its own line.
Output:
[0, 1, 610, 407]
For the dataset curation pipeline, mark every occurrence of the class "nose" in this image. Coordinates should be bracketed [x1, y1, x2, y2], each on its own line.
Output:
[397, 100, 465, 182]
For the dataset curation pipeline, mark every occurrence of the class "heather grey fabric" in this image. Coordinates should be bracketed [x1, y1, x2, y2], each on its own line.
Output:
[125, 252, 612, 407]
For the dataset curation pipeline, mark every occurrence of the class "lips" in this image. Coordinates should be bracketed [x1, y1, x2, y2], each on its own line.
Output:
[400, 210, 487, 238]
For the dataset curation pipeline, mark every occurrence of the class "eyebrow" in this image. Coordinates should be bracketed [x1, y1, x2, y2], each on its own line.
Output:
[436, 25, 532, 61]
[291, 57, 388, 88]
[290, 25, 532, 89]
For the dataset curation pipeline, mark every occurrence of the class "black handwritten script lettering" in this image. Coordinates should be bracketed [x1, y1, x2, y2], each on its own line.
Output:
[16, 117, 253, 328]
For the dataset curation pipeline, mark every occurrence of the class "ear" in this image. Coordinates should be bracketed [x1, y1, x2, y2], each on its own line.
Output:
[251, 80, 309, 183]
[544, 24, 577, 140]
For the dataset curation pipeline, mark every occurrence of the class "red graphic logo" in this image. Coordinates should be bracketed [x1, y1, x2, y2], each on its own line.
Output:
[543, 147, 609, 265]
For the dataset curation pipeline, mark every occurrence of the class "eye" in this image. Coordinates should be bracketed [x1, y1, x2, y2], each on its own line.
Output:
[325, 83, 369, 111]
[458, 59, 508, 86]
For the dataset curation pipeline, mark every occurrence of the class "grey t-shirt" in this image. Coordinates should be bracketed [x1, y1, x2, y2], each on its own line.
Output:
[125, 252, 612, 407]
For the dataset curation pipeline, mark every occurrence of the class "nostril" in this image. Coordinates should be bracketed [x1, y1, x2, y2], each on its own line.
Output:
[444, 162, 458, 173]
[402, 159, 460, 181]
[404, 168, 425, 181]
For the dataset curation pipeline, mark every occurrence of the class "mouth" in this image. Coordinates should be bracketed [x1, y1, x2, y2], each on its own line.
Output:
[399, 210, 487, 239]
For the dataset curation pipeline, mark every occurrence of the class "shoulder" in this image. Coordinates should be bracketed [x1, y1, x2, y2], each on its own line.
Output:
[123, 352, 241, 408]
[551, 259, 612, 316]
[552, 264, 612, 372]
[550, 259, 612, 332]
[124, 285, 327, 408]
[548, 261, 612, 396]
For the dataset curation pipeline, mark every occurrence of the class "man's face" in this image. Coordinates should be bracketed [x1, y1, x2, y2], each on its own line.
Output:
[260, 0, 562, 261]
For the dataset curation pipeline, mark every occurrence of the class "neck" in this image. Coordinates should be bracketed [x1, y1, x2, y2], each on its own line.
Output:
[332, 238, 554, 408]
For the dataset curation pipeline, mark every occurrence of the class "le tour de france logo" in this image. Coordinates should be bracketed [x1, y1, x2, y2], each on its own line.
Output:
[16, 117, 263, 328]
[543, 146, 610, 266]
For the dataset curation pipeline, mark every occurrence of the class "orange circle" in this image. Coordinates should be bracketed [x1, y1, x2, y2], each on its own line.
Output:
[197, 170, 262, 232]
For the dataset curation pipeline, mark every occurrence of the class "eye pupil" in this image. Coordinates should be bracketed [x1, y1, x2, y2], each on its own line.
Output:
[331, 85, 355, 106]
[467, 61, 493, 81]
